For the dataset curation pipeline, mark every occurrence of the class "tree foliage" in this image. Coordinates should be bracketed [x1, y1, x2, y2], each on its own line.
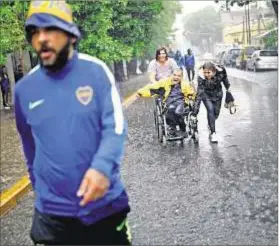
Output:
[0, 0, 179, 66]
[215, 0, 278, 18]
[145, 1, 181, 59]
[263, 22, 278, 48]
[183, 6, 223, 53]
[0, 1, 29, 64]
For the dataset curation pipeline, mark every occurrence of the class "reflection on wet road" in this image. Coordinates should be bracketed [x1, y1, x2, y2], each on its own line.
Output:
[122, 72, 277, 245]
[0, 71, 277, 245]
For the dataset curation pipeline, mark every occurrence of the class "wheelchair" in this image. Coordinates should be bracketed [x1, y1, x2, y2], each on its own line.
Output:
[153, 96, 199, 147]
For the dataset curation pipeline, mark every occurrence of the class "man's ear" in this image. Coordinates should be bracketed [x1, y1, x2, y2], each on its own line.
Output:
[71, 37, 77, 45]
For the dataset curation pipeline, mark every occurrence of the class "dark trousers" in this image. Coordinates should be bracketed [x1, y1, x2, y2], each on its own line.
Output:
[30, 208, 131, 245]
[186, 68, 195, 81]
[203, 99, 222, 134]
[166, 102, 186, 131]
[1, 87, 8, 107]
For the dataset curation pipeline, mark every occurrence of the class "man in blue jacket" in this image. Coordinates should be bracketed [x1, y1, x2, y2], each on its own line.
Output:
[184, 48, 195, 82]
[15, 1, 131, 245]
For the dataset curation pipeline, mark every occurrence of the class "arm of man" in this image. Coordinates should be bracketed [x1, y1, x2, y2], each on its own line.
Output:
[78, 62, 126, 206]
[137, 79, 167, 98]
[14, 89, 36, 188]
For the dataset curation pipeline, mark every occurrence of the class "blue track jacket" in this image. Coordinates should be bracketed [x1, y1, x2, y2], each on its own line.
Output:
[14, 51, 129, 225]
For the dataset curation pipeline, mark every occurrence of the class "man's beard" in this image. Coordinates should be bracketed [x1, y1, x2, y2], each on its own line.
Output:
[38, 39, 71, 73]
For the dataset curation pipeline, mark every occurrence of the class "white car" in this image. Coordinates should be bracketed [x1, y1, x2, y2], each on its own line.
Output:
[246, 50, 278, 72]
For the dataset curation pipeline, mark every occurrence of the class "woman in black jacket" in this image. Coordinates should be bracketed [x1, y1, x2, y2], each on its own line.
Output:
[192, 62, 230, 143]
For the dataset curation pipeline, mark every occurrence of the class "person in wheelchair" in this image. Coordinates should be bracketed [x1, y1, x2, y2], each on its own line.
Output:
[136, 68, 195, 137]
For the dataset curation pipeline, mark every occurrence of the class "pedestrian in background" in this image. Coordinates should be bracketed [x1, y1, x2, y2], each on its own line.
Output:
[174, 50, 184, 69]
[0, 66, 10, 109]
[184, 48, 195, 82]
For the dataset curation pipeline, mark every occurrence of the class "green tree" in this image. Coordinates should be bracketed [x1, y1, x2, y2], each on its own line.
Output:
[72, 1, 131, 63]
[263, 22, 278, 48]
[0, 1, 29, 65]
[215, 0, 278, 19]
[107, 0, 163, 78]
[0, 0, 179, 80]
[183, 6, 223, 53]
[145, 1, 182, 59]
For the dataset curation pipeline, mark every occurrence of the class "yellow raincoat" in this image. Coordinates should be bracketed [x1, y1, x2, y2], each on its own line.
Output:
[137, 77, 196, 104]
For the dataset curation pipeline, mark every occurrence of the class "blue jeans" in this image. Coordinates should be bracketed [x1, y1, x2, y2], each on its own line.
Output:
[203, 99, 222, 134]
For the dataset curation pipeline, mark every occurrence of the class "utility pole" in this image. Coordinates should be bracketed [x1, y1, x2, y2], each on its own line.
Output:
[245, 4, 248, 46]
[242, 16, 246, 46]
[247, 2, 251, 45]
[256, 2, 261, 36]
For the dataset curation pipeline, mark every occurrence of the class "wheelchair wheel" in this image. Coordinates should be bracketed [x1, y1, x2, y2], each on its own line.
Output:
[193, 131, 199, 144]
[154, 107, 163, 142]
[162, 135, 167, 147]
[153, 109, 157, 127]
[180, 139, 184, 147]
[158, 116, 164, 143]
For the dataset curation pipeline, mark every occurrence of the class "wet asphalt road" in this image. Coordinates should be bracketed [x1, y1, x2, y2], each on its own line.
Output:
[0, 70, 277, 245]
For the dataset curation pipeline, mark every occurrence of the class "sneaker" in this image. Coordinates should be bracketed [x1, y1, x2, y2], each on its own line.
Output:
[210, 132, 218, 143]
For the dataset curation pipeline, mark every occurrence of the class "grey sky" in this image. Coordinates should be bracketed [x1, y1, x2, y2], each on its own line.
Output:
[173, 1, 220, 30]
[172, 1, 220, 53]
[180, 1, 219, 15]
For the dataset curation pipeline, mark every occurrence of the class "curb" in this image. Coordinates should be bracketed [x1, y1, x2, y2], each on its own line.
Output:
[0, 176, 31, 216]
[0, 92, 139, 217]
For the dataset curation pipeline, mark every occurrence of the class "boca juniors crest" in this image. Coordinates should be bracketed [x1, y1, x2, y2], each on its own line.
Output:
[75, 86, 93, 106]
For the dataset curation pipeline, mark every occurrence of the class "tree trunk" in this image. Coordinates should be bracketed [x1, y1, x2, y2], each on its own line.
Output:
[19, 47, 26, 74]
[114, 61, 125, 83]
[271, 1, 278, 19]
[139, 59, 148, 73]
[127, 59, 137, 77]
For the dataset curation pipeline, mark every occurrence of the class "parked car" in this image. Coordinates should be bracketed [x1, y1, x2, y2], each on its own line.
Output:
[223, 48, 241, 67]
[246, 50, 278, 72]
[236, 46, 261, 70]
[213, 51, 225, 64]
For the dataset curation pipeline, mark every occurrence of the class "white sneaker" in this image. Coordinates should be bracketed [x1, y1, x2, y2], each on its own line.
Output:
[210, 132, 218, 143]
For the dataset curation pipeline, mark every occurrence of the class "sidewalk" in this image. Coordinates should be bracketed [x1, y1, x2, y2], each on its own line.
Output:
[0, 74, 148, 192]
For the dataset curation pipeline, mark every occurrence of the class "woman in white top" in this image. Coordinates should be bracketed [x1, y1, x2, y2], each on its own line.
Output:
[148, 47, 178, 84]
